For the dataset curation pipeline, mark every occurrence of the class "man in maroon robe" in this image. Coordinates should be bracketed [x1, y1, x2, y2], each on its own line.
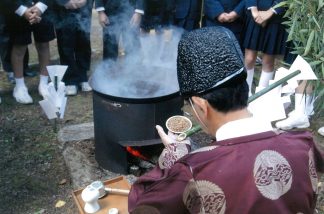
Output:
[128, 27, 323, 214]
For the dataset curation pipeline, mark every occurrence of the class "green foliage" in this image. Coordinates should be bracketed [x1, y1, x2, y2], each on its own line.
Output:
[282, 0, 324, 114]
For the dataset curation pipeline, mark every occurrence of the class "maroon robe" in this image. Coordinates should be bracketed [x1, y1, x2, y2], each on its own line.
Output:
[129, 131, 323, 214]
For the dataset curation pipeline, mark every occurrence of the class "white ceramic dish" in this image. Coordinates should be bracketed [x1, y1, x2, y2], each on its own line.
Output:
[166, 115, 192, 134]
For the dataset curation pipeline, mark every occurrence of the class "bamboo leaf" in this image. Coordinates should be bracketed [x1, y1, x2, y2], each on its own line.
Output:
[273, 1, 288, 9]
[309, 60, 323, 66]
[318, 0, 324, 11]
[312, 16, 321, 30]
[303, 30, 315, 56]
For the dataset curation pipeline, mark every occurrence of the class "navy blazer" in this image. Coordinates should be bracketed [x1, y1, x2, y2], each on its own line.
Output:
[95, 0, 143, 16]
[204, 0, 244, 20]
[16, 0, 52, 7]
[173, 0, 201, 19]
[245, 0, 284, 15]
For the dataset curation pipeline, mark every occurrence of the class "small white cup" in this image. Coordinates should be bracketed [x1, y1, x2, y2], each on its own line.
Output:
[108, 208, 119, 214]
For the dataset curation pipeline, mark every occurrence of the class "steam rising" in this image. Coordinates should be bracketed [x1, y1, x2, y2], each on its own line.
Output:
[90, 26, 184, 99]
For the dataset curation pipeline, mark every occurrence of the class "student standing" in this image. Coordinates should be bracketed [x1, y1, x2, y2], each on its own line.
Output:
[204, 0, 245, 43]
[54, 0, 93, 96]
[173, 0, 202, 31]
[8, 0, 55, 104]
[95, 0, 144, 60]
[243, 0, 287, 94]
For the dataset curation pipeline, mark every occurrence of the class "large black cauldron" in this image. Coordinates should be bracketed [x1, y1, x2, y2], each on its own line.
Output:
[91, 63, 183, 174]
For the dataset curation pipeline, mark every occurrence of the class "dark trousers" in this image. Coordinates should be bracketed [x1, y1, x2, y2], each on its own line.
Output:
[102, 22, 141, 60]
[55, 3, 92, 85]
[57, 26, 91, 85]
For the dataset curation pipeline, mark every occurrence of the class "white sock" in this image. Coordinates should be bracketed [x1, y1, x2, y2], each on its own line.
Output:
[258, 70, 274, 87]
[294, 93, 307, 115]
[246, 68, 254, 93]
[39, 75, 49, 86]
[305, 94, 314, 116]
[295, 94, 314, 116]
[15, 78, 26, 88]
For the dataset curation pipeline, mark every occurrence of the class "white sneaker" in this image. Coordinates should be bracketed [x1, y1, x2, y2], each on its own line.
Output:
[80, 82, 92, 92]
[38, 84, 49, 99]
[275, 112, 310, 130]
[13, 86, 33, 104]
[318, 127, 324, 137]
[66, 85, 78, 96]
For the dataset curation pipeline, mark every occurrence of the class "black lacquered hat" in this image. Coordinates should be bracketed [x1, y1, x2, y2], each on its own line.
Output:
[177, 26, 246, 97]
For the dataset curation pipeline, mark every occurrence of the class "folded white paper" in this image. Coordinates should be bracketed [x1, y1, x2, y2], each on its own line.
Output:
[39, 100, 58, 119]
[248, 82, 286, 123]
[47, 65, 68, 84]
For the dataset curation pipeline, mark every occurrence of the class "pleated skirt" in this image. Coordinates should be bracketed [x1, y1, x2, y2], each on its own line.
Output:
[243, 13, 288, 55]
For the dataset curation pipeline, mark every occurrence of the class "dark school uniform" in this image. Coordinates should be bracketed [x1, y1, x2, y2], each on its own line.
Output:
[7, 0, 55, 45]
[173, 0, 202, 31]
[243, 0, 287, 55]
[204, 0, 245, 45]
[53, 0, 93, 85]
[95, 0, 144, 60]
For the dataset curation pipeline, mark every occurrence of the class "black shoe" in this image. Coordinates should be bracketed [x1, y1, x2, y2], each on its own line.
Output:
[24, 69, 37, 77]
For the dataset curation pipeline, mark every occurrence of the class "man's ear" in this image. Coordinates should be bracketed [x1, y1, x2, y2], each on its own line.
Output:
[191, 96, 208, 117]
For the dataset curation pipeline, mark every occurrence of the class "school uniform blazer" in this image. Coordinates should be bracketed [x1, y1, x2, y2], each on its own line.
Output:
[17, 0, 52, 7]
[95, 0, 144, 16]
[204, 0, 244, 21]
[245, 0, 284, 15]
[174, 0, 200, 20]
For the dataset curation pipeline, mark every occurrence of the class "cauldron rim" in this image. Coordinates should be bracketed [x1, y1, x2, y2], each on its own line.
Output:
[93, 89, 181, 104]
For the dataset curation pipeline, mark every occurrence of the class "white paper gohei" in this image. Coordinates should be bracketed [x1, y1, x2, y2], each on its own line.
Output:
[248, 81, 286, 123]
[39, 100, 58, 119]
[47, 65, 68, 84]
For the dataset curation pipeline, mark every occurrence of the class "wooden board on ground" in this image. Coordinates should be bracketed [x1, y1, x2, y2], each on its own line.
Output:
[72, 176, 131, 214]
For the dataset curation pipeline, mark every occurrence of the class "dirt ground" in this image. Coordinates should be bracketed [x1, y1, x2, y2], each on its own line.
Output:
[1, 11, 324, 214]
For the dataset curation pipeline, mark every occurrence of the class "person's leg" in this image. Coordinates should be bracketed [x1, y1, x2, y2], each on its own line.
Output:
[11, 44, 33, 103]
[258, 53, 275, 87]
[23, 48, 37, 77]
[244, 48, 257, 94]
[33, 16, 55, 98]
[276, 81, 312, 130]
[75, 29, 92, 91]
[75, 5, 92, 91]
[35, 42, 50, 97]
[57, 25, 79, 95]
[103, 27, 118, 60]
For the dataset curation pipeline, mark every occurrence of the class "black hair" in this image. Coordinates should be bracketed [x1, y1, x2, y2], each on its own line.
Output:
[198, 74, 249, 113]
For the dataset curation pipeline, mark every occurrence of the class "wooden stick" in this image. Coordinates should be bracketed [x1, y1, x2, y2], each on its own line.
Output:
[104, 187, 130, 195]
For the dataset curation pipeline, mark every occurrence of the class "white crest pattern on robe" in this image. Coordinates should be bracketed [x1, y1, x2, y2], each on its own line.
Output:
[253, 150, 293, 200]
[183, 179, 226, 214]
[308, 149, 318, 192]
[158, 143, 189, 169]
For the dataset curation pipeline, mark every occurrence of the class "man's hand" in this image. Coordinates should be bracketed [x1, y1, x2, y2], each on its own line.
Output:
[30, 6, 42, 17]
[23, 8, 41, 25]
[156, 125, 190, 169]
[251, 7, 259, 20]
[226, 11, 238, 22]
[256, 9, 274, 25]
[130, 12, 142, 28]
[23, 8, 34, 21]
[98, 11, 109, 27]
[217, 12, 227, 23]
